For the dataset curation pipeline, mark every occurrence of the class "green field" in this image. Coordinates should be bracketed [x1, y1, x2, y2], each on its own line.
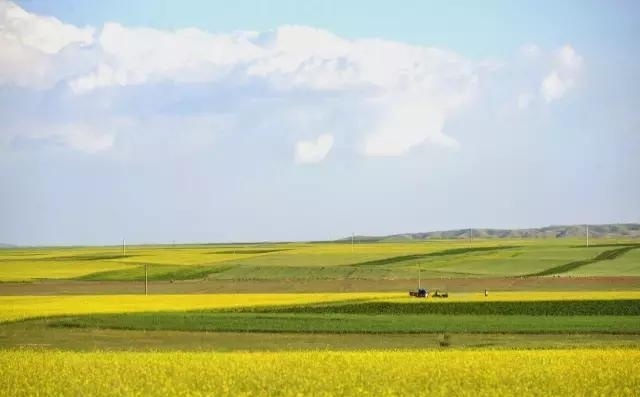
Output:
[11, 296, 635, 335]
[44, 311, 640, 334]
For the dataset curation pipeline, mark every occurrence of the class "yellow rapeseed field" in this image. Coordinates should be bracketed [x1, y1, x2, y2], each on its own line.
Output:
[0, 293, 396, 322]
[0, 261, 135, 281]
[1, 349, 638, 396]
[2, 291, 639, 323]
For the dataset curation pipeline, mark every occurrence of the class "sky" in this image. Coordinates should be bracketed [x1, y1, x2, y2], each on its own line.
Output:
[1, 1, 639, 245]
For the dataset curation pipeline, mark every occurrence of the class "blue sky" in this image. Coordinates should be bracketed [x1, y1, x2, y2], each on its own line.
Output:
[1, 1, 639, 245]
[16, 0, 640, 58]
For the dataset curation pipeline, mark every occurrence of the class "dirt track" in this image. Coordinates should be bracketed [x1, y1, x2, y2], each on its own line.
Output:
[1, 276, 639, 295]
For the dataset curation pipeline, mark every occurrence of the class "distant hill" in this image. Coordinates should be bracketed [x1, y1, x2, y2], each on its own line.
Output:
[340, 223, 640, 242]
[0, 243, 16, 248]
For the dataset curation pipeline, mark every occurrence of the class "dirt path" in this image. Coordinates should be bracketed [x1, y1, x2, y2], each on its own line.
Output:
[1, 276, 639, 295]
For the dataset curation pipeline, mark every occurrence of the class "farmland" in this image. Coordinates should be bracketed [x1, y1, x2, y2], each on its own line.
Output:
[1, 350, 638, 397]
[1, 239, 639, 395]
[2, 239, 640, 285]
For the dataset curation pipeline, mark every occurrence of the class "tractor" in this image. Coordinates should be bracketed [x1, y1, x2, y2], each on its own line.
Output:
[409, 288, 428, 298]
[409, 265, 428, 298]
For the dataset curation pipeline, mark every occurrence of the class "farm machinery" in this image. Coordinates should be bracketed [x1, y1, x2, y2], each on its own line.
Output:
[408, 288, 448, 298]
[408, 266, 448, 298]
[409, 288, 428, 298]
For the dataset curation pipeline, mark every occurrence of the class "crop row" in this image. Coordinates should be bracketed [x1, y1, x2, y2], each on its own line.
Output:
[49, 312, 640, 334]
[258, 299, 640, 316]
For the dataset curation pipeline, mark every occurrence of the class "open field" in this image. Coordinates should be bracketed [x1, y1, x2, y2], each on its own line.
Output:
[3, 326, 640, 351]
[2, 240, 639, 395]
[47, 312, 640, 334]
[2, 291, 640, 322]
[0, 293, 392, 322]
[2, 292, 639, 350]
[18, 294, 640, 335]
[1, 349, 638, 397]
[2, 239, 639, 283]
[2, 275, 640, 295]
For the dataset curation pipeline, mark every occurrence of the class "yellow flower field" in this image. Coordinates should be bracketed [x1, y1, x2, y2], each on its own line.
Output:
[0, 293, 394, 322]
[2, 291, 639, 323]
[1, 349, 638, 396]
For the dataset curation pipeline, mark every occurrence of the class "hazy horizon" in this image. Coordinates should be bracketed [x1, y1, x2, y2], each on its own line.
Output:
[2, 222, 638, 247]
[1, 1, 639, 246]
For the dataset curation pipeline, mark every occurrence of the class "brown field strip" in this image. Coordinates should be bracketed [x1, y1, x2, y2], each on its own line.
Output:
[1, 276, 640, 295]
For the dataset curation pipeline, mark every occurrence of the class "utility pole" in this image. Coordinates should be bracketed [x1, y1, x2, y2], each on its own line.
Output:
[351, 233, 354, 252]
[418, 265, 421, 290]
[586, 225, 589, 247]
[122, 238, 126, 256]
[144, 264, 148, 295]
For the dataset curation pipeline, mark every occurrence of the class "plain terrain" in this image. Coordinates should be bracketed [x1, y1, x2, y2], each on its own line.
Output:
[1, 239, 639, 284]
[1, 238, 639, 351]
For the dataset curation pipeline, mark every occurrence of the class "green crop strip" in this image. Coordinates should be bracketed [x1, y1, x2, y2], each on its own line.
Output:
[207, 249, 289, 255]
[251, 299, 640, 316]
[348, 246, 519, 267]
[527, 245, 640, 276]
[45, 312, 640, 334]
[76, 264, 236, 281]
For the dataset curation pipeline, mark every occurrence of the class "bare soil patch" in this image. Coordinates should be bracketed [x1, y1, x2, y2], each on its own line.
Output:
[1, 276, 639, 295]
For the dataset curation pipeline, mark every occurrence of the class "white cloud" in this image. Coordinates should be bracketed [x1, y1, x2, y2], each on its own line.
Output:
[364, 96, 457, 156]
[0, 2, 584, 158]
[0, 1, 93, 54]
[70, 22, 266, 93]
[540, 45, 583, 102]
[0, 1, 477, 157]
[556, 45, 583, 70]
[0, 1, 94, 88]
[541, 71, 568, 102]
[295, 134, 334, 164]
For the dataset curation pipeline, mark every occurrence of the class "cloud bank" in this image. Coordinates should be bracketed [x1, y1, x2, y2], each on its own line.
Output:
[0, 1, 583, 160]
[295, 134, 334, 164]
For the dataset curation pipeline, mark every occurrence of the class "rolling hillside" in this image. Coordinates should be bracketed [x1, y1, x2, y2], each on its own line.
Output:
[345, 224, 640, 241]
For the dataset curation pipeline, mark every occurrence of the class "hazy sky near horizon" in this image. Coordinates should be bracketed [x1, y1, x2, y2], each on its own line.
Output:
[1, 0, 639, 245]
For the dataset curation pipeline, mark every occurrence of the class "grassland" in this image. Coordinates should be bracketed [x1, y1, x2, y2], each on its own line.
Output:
[2, 350, 638, 397]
